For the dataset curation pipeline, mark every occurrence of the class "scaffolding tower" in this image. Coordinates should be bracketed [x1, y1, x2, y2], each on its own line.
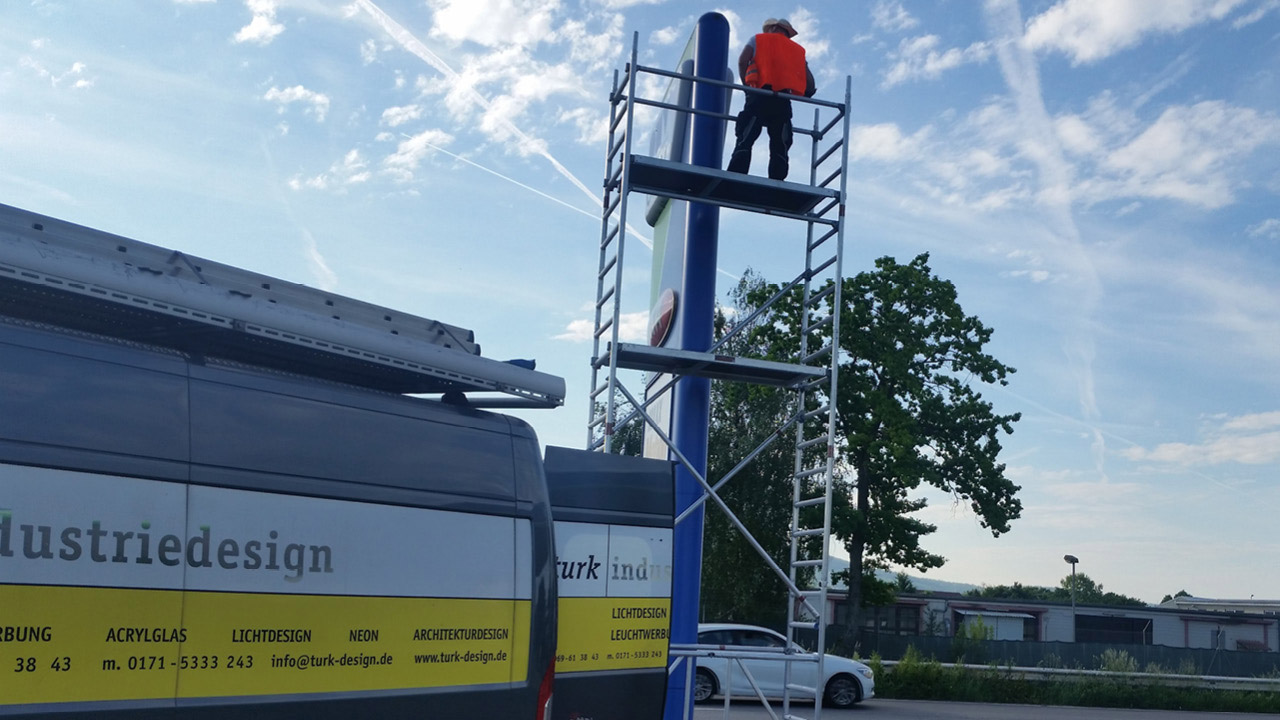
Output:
[586, 32, 853, 719]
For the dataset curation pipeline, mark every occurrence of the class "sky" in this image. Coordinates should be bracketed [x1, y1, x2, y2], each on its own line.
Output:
[2, 0, 1279, 606]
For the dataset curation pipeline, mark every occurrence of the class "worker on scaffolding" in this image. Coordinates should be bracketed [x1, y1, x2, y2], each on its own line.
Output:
[726, 18, 817, 181]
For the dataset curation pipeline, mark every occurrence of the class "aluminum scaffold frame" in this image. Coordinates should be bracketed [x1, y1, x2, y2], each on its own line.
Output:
[587, 31, 852, 720]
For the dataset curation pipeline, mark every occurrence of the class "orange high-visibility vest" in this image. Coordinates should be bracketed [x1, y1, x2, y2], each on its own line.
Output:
[744, 33, 807, 94]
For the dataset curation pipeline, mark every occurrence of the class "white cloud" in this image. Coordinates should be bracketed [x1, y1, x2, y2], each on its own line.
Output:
[1100, 101, 1280, 209]
[553, 319, 594, 342]
[974, 148, 1014, 176]
[382, 128, 456, 182]
[20, 56, 94, 89]
[787, 8, 828, 60]
[596, 0, 664, 7]
[289, 149, 371, 191]
[360, 39, 378, 64]
[1123, 412, 1280, 466]
[650, 26, 681, 46]
[1221, 411, 1280, 432]
[559, 13, 624, 70]
[1054, 114, 1103, 156]
[555, 311, 647, 342]
[1006, 269, 1053, 283]
[1232, 0, 1280, 28]
[713, 7, 744, 52]
[380, 104, 423, 127]
[557, 106, 607, 145]
[1246, 219, 1280, 240]
[882, 35, 991, 88]
[234, 0, 284, 45]
[1125, 432, 1280, 465]
[839, 76, 1269, 217]
[848, 123, 926, 162]
[356, 0, 601, 209]
[427, 0, 558, 49]
[416, 45, 589, 152]
[1024, 0, 1249, 65]
[1041, 479, 1145, 503]
[871, 0, 919, 32]
[263, 85, 330, 122]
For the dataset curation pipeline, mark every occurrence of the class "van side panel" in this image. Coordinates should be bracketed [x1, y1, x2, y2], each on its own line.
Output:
[0, 320, 554, 718]
[187, 365, 517, 501]
[545, 446, 674, 720]
[510, 425, 558, 707]
[0, 322, 189, 480]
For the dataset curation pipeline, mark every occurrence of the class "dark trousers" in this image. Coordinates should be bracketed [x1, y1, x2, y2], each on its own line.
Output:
[726, 93, 794, 181]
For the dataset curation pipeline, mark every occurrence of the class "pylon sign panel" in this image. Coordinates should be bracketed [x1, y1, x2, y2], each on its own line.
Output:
[635, 12, 730, 720]
[644, 58, 693, 228]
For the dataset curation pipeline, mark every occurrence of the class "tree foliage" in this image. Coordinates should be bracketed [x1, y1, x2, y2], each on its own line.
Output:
[699, 271, 808, 627]
[1059, 572, 1147, 607]
[748, 254, 1023, 641]
[601, 394, 645, 457]
[966, 573, 1147, 607]
[894, 571, 917, 594]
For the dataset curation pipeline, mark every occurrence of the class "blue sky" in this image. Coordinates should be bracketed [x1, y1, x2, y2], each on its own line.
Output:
[3, 0, 1279, 605]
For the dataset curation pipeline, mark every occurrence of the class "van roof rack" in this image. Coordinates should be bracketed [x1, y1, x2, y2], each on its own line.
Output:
[0, 203, 564, 408]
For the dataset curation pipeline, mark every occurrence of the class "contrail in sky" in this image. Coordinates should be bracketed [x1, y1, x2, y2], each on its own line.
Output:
[260, 135, 339, 290]
[354, 0, 655, 248]
[984, 0, 1107, 481]
[408, 135, 598, 223]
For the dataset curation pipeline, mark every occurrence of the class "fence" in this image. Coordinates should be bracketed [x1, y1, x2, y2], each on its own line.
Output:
[800, 628, 1280, 679]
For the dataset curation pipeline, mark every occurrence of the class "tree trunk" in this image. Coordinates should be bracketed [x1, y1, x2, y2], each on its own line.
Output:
[842, 478, 871, 651]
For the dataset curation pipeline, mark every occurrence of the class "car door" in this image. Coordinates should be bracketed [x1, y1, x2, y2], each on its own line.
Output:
[731, 628, 792, 698]
[696, 629, 735, 697]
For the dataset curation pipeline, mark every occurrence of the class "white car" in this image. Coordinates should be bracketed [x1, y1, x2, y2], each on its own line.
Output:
[693, 623, 874, 708]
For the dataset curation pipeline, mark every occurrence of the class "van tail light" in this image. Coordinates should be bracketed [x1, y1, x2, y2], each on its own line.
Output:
[536, 657, 554, 720]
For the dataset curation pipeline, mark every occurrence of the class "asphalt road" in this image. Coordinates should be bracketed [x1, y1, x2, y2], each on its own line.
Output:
[693, 699, 1271, 719]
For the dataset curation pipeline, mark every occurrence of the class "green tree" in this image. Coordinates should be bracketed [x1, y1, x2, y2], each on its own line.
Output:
[1061, 573, 1146, 607]
[750, 254, 1023, 645]
[1160, 589, 1192, 604]
[967, 576, 1146, 607]
[894, 572, 917, 593]
[699, 271, 809, 627]
[965, 582, 1057, 602]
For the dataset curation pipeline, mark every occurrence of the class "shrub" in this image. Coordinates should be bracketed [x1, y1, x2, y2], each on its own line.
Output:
[874, 656, 1280, 713]
[1098, 648, 1138, 673]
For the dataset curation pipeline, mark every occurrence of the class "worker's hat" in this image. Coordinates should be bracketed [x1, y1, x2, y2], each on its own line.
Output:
[763, 18, 798, 38]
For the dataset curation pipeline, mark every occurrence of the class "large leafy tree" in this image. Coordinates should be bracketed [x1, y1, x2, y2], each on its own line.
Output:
[603, 272, 802, 626]
[699, 271, 806, 627]
[751, 254, 1023, 643]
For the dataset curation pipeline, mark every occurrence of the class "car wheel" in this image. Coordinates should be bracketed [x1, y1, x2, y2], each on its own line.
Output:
[823, 674, 862, 708]
[693, 668, 717, 703]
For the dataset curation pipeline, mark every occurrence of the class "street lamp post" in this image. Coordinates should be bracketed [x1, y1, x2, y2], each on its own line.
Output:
[1063, 554, 1079, 642]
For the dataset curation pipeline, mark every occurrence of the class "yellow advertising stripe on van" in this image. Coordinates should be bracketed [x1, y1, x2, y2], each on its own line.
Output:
[556, 597, 670, 673]
[0, 584, 529, 705]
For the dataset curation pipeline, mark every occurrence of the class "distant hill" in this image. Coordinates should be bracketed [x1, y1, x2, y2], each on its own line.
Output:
[826, 557, 979, 594]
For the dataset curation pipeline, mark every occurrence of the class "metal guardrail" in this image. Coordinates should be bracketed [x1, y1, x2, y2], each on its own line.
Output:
[670, 645, 824, 720]
[880, 659, 1280, 693]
